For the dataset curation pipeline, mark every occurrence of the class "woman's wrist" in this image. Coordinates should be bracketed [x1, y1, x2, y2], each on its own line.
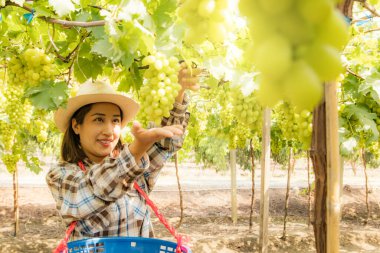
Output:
[175, 89, 185, 104]
[128, 140, 152, 162]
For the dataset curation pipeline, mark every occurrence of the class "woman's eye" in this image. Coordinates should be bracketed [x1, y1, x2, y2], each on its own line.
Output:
[95, 118, 104, 122]
[113, 118, 121, 124]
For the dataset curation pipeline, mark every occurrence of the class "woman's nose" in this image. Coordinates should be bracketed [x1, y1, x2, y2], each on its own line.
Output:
[102, 121, 115, 135]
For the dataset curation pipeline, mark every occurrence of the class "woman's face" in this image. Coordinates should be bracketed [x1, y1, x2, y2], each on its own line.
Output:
[72, 103, 122, 163]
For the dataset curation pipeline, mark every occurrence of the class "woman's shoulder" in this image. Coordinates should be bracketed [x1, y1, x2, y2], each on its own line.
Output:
[48, 160, 80, 174]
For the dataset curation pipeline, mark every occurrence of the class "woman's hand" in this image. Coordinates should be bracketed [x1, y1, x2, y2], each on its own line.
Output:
[176, 62, 204, 103]
[128, 121, 183, 161]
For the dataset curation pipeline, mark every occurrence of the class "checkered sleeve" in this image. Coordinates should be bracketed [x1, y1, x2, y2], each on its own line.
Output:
[46, 145, 149, 222]
[142, 93, 191, 192]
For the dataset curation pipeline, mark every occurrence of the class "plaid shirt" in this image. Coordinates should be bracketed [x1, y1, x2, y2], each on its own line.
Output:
[46, 95, 190, 241]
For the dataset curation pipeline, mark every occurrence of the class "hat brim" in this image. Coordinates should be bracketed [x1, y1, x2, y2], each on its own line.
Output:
[54, 94, 140, 133]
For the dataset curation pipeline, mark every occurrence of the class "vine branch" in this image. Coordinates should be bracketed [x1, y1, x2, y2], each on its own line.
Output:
[364, 27, 380, 33]
[346, 68, 364, 79]
[4, 1, 106, 28]
[355, 0, 380, 17]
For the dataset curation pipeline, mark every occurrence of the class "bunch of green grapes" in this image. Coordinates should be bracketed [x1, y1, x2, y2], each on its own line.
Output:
[178, 0, 231, 44]
[26, 110, 50, 143]
[27, 119, 49, 143]
[3, 85, 33, 126]
[239, 0, 349, 111]
[1, 153, 21, 173]
[138, 53, 181, 126]
[294, 110, 313, 149]
[274, 102, 313, 150]
[7, 48, 56, 88]
[230, 88, 262, 131]
[0, 122, 17, 151]
[227, 122, 252, 149]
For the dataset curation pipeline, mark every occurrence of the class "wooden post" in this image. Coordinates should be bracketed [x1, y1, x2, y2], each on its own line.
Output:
[13, 165, 19, 236]
[249, 139, 256, 229]
[326, 82, 341, 253]
[259, 108, 271, 253]
[307, 151, 312, 227]
[281, 147, 293, 240]
[230, 149, 237, 225]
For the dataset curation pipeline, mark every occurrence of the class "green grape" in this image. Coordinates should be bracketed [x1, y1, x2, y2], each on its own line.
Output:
[256, 77, 283, 108]
[258, 0, 294, 16]
[138, 53, 181, 126]
[238, 0, 257, 17]
[253, 34, 292, 80]
[208, 21, 226, 44]
[296, 0, 333, 24]
[198, 0, 215, 17]
[283, 60, 323, 111]
[304, 43, 343, 81]
[178, 0, 232, 44]
[276, 11, 315, 45]
[316, 9, 349, 50]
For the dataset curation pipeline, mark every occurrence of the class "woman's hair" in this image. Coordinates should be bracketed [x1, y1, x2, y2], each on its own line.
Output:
[61, 103, 123, 163]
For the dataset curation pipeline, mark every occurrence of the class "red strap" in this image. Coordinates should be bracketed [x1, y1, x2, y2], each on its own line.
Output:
[53, 221, 77, 253]
[133, 181, 189, 253]
[53, 161, 189, 253]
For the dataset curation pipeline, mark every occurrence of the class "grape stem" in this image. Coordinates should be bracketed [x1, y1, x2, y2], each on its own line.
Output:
[346, 68, 364, 80]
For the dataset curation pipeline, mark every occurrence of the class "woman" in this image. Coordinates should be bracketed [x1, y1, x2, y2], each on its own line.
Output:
[46, 65, 200, 241]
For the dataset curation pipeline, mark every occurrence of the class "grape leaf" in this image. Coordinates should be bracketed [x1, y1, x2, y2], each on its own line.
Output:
[345, 104, 379, 142]
[48, 0, 75, 16]
[34, 5, 56, 17]
[340, 137, 358, 156]
[10, 0, 25, 6]
[151, 0, 177, 34]
[92, 38, 122, 62]
[24, 80, 68, 110]
[73, 57, 103, 83]
[24, 156, 42, 174]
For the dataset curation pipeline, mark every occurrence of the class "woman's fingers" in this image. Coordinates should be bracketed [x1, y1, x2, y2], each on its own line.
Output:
[132, 123, 184, 143]
[180, 67, 203, 76]
[163, 125, 184, 135]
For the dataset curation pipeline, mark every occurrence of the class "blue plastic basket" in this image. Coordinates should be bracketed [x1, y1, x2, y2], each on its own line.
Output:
[67, 237, 191, 253]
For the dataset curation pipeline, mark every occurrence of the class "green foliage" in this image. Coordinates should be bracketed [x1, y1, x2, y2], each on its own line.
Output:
[195, 136, 229, 171]
[24, 80, 68, 110]
[0, 0, 379, 177]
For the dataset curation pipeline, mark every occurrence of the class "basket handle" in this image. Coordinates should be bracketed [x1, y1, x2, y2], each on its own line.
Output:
[53, 221, 77, 253]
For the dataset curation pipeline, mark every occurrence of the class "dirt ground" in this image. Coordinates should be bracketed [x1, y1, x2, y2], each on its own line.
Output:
[0, 185, 380, 253]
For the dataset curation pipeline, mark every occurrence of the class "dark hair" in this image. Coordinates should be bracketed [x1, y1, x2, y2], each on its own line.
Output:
[61, 103, 123, 163]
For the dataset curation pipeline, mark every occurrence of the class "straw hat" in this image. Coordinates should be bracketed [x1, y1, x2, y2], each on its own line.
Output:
[54, 80, 140, 133]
